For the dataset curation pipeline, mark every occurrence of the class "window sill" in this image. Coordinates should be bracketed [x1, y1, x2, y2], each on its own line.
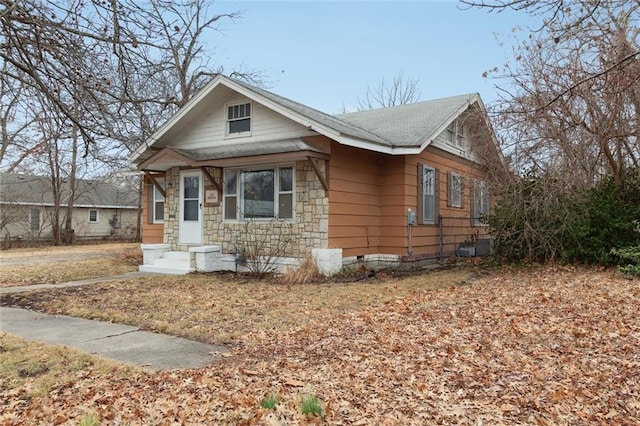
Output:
[224, 131, 252, 139]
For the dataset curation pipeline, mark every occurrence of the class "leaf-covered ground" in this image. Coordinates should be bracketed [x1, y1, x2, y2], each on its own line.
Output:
[1, 266, 639, 424]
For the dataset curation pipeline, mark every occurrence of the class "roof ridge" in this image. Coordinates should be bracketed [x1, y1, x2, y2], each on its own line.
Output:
[334, 93, 478, 118]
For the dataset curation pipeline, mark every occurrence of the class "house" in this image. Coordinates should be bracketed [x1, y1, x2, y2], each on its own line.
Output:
[0, 173, 139, 243]
[131, 75, 504, 274]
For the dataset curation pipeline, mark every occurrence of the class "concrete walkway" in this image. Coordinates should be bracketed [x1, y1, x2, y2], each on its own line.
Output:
[0, 273, 230, 370]
[0, 271, 153, 295]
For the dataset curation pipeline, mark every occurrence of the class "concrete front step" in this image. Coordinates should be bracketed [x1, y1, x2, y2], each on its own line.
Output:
[139, 263, 195, 275]
[162, 251, 190, 261]
[139, 250, 194, 275]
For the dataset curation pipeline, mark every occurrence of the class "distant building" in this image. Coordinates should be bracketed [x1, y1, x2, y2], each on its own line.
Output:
[0, 173, 139, 243]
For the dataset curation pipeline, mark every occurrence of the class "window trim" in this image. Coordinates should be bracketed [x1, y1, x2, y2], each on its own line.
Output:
[152, 177, 165, 224]
[88, 209, 99, 223]
[225, 101, 252, 137]
[223, 164, 295, 222]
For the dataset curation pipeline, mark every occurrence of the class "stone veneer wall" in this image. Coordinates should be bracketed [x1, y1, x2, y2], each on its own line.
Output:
[163, 160, 329, 257]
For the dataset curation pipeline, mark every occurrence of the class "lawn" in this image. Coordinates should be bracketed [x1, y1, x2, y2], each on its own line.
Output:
[1, 264, 639, 424]
[0, 243, 140, 287]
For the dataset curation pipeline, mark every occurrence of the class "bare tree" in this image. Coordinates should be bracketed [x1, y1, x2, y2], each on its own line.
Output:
[490, 2, 640, 187]
[0, 0, 259, 162]
[354, 71, 421, 111]
[1, 0, 263, 244]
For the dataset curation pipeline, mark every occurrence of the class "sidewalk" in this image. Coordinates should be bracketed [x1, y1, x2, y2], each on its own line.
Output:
[0, 273, 230, 370]
[0, 271, 152, 295]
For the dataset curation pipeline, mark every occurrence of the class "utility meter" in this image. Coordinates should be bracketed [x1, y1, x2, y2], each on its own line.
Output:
[407, 208, 416, 225]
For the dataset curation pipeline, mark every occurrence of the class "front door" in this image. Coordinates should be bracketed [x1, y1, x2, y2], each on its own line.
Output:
[179, 170, 202, 245]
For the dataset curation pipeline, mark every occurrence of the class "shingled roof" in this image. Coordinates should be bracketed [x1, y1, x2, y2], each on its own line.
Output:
[334, 94, 478, 147]
[0, 173, 139, 209]
[131, 75, 487, 163]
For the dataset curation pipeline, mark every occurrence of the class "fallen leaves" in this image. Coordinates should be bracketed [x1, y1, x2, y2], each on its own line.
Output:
[1, 266, 640, 424]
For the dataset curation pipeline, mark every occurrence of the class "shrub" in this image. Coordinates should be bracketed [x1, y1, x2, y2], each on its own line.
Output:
[489, 171, 640, 264]
[234, 217, 293, 277]
[567, 177, 640, 264]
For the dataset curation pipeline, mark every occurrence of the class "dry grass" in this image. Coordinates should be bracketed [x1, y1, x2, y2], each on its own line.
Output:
[0, 243, 139, 287]
[0, 334, 139, 398]
[0, 268, 473, 345]
[280, 253, 322, 285]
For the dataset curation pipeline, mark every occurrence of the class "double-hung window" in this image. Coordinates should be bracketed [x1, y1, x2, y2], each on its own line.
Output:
[472, 180, 490, 226]
[153, 178, 165, 223]
[448, 172, 463, 208]
[227, 102, 251, 135]
[89, 209, 99, 223]
[446, 119, 466, 149]
[418, 163, 439, 225]
[224, 166, 294, 221]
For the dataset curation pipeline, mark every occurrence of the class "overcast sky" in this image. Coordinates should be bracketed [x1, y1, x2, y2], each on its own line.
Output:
[212, 0, 537, 113]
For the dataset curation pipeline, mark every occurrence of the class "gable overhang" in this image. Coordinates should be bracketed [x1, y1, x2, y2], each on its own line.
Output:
[137, 142, 330, 173]
[412, 94, 507, 167]
[130, 75, 390, 164]
[138, 147, 198, 172]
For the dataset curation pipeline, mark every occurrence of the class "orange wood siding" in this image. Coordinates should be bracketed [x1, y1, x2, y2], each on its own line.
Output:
[327, 141, 490, 258]
[405, 146, 490, 256]
[328, 143, 382, 257]
[142, 177, 164, 244]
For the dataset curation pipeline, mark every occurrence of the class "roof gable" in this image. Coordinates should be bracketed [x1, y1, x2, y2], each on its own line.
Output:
[131, 75, 497, 162]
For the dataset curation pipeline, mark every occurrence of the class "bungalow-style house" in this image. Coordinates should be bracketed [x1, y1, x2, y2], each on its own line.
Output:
[0, 173, 139, 243]
[132, 75, 503, 274]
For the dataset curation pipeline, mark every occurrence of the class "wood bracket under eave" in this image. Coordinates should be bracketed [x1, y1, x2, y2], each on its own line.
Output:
[307, 156, 329, 192]
[200, 166, 222, 193]
[144, 171, 166, 198]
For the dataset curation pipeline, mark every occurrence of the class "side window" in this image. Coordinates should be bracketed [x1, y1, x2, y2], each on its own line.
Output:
[278, 167, 293, 219]
[89, 209, 98, 223]
[473, 180, 490, 226]
[153, 178, 165, 223]
[448, 172, 463, 208]
[417, 163, 439, 225]
[227, 102, 251, 135]
[224, 170, 238, 220]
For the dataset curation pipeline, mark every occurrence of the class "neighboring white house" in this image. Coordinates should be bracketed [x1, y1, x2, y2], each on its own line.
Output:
[0, 173, 139, 243]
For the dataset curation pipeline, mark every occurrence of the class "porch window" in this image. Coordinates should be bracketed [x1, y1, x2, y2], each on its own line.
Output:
[417, 163, 439, 225]
[447, 172, 463, 208]
[224, 166, 294, 221]
[153, 178, 165, 223]
[89, 209, 99, 223]
[227, 102, 251, 135]
[472, 180, 490, 226]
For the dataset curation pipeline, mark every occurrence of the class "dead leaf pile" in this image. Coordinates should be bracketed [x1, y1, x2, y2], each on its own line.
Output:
[2, 266, 639, 424]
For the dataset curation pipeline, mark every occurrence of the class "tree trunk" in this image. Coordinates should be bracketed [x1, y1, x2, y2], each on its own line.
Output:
[63, 125, 79, 245]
